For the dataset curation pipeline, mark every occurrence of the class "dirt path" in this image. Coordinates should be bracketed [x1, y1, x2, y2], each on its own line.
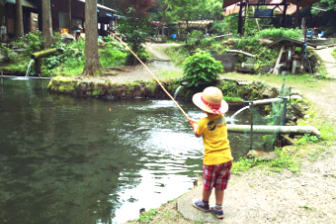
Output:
[144, 43, 181, 61]
[315, 47, 336, 79]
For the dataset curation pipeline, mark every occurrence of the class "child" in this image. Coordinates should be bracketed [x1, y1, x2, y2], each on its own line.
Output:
[188, 86, 233, 219]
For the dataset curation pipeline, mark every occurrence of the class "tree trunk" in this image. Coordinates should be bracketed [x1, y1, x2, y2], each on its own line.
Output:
[15, 0, 24, 38]
[82, 0, 103, 76]
[42, 0, 53, 48]
[186, 20, 189, 45]
[161, 5, 167, 43]
[69, 0, 72, 30]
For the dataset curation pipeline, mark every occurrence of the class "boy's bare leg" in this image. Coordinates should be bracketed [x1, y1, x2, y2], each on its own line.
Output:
[202, 189, 211, 202]
[215, 188, 224, 205]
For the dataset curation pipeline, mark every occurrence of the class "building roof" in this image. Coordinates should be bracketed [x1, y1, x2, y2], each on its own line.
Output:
[6, 0, 37, 9]
[177, 20, 213, 29]
[225, 1, 300, 16]
[77, 0, 117, 13]
[268, 37, 317, 48]
[223, 0, 319, 9]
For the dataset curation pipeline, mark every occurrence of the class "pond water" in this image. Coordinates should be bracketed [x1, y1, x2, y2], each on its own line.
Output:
[0, 79, 252, 224]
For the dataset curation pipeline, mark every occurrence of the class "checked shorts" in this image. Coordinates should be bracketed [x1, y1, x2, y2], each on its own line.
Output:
[203, 161, 232, 191]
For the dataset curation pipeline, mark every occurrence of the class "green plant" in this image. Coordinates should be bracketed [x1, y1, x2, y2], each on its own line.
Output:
[0, 45, 13, 62]
[24, 31, 44, 56]
[223, 96, 243, 101]
[183, 52, 223, 88]
[138, 209, 159, 223]
[256, 27, 303, 40]
[332, 48, 336, 59]
[296, 134, 319, 145]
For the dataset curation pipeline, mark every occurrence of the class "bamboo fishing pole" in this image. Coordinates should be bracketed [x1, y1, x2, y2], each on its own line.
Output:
[115, 36, 191, 120]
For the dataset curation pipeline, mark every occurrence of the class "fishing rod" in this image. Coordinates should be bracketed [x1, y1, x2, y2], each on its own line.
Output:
[114, 36, 191, 120]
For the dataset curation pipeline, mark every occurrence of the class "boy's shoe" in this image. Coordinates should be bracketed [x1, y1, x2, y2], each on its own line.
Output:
[192, 199, 210, 212]
[210, 207, 224, 219]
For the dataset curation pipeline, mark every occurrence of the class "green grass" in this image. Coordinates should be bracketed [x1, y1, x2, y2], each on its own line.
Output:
[165, 46, 189, 67]
[223, 96, 243, 101]
[136, 209, 159, 223]
[332, 49, 336, 60]
[231, 148, 300, 174]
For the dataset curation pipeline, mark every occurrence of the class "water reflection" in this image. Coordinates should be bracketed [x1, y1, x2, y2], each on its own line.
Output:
[0, 79, 251, 224]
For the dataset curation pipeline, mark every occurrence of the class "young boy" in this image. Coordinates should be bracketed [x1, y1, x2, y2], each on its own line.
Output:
[188, 86, 233, 219]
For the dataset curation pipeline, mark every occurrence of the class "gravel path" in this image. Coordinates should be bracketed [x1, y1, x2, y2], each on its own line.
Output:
[315, 47, 336, 79]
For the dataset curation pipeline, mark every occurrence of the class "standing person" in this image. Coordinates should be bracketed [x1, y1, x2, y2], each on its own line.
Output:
[188, 86, 233, 220]
[76, 25, 83, 41]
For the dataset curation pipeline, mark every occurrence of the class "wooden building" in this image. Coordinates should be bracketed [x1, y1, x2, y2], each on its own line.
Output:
[0, 0, 118, 39]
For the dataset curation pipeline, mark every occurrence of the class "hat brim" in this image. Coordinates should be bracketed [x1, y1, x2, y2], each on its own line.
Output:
[192, 92, 229, 114]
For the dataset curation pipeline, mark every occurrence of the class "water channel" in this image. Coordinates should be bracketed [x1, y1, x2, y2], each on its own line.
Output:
[0, 79, 252, 223]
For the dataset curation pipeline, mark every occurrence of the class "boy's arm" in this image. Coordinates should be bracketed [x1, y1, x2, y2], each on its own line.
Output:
[188, 119, 202, 138]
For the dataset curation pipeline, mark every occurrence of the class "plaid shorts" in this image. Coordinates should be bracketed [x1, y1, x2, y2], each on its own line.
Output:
[203, 161, 232, 191]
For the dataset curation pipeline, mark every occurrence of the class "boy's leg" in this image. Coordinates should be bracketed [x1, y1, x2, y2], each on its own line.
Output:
[210, 161, 232, 219]
[215, 188, 224, 205]
[202, 188, 211, 202]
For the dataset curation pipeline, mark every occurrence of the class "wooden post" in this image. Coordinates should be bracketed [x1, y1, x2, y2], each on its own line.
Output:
[69, 0, 72, 30]
[238, 0, 244, 35]
[273, 46, 285, 75]
[294, 0, 301, 27]
[282, 0, 287, 27]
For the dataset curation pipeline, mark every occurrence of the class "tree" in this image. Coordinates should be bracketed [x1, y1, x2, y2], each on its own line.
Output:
[15, 0, 24, 38]
[42, 0, 53, 48]
[166, 0, 205, 43]
[116, 0, 157, 64]
[82, 0, 103, 76]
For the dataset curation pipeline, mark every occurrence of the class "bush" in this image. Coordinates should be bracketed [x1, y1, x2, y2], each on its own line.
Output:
[183, 52, 223, 88]
[24, 31, 44, 56]
[100, 41, 128, 67]
[257, 27, 302, 40]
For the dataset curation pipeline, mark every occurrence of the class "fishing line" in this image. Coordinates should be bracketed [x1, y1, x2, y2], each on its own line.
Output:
[115, 36, 191, 120]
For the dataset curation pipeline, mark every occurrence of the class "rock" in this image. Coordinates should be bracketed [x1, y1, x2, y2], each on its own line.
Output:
[262, 87, 279, 98]
[290, 104, 306, 118]
[258, 38, 273, 46]
[223, 39, 235, 46]
[286, 113, 297, 122]
[246, 150, 279, 161]
[281, 134, 295, 146]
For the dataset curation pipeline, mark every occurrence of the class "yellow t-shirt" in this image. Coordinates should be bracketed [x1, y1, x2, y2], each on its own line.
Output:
[197, 114, 233, 165]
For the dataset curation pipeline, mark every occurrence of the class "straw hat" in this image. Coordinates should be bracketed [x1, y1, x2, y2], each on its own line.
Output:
[192, 86, 228, 114]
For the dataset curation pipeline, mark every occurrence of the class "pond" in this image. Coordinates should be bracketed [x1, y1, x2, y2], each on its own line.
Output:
[0, 79, 252, 224]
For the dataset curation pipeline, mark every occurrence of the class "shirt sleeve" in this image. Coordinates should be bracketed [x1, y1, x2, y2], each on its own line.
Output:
[196, 119, 206, 136]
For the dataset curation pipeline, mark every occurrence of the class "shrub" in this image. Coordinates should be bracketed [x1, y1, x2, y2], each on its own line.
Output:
[183, 52, 223, 88]
[257, 27, 302, 40]
[24, 31, 44, 56]
[100, 41, 128, 67]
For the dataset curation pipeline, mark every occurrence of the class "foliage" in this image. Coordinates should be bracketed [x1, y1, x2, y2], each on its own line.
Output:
[183, 52, 223, 87]
[24, 31, 44, 56]
[257, 27, 303, 40]
[295, 134, 320, 145]
[117, 8, 153, 64]
[99, 39, 128, 67]
[223, 96, 243, 102]
[166, 0, 206, 43]
[137, 209, 159, 223]
[232, 148, 300, 174]
[165, 46, 190, 67]
[0, 45, 14, 63]
[223, 14, 239, 34]
[332, 48, 336, 59]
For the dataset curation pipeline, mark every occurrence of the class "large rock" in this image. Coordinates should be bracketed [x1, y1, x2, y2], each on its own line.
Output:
[262, 87, 279, 98]
[246, 150, 279, 161]
[289, 104, 306, 118]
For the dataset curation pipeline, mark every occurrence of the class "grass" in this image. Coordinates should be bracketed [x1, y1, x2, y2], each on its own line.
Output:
[223, 96, 243, 102]
[332, 49, 336, 60]
[165, 46, 189, 67]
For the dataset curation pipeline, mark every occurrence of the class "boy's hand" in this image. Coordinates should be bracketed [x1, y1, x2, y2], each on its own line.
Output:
[188, 119, 198, 126]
